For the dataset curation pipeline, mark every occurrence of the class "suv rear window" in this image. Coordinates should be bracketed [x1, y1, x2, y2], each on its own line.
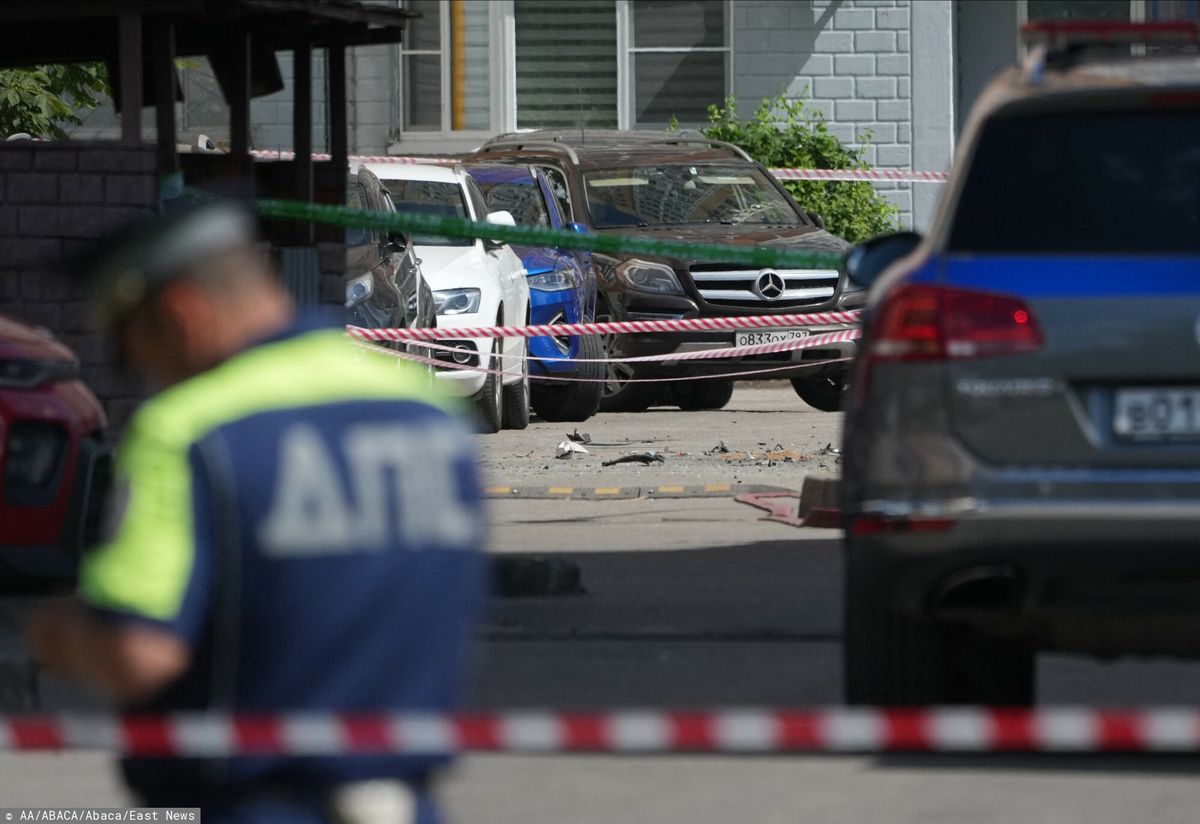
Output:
[948, 111, 1200, 254]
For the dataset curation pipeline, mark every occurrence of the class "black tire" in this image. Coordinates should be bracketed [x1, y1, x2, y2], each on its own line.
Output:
[670, 378, 734, 411]
[474, 338, 504, 434]
[530, 333, 604, 422]
[791, 373, 847, 412]
[843, 547, 1035, 706]
[502, 340, 530, 430]
[596, 306, 659, 413]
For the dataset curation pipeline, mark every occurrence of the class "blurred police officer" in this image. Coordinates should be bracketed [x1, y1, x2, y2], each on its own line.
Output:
[28, 202, 486, 824]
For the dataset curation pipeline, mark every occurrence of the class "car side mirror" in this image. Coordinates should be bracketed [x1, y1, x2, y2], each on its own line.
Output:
[842, 231, 923, 290]
[485, 210, 516, 227]
[805, 210, 826, 231]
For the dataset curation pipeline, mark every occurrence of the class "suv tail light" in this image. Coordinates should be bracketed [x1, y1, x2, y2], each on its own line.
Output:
[868, 284, 1043, 362]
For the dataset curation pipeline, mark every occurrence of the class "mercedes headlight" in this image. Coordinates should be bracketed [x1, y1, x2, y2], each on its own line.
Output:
[615, 259, 683, 295]
[432, 288, 482, 316]
[345, 273, 374, 308]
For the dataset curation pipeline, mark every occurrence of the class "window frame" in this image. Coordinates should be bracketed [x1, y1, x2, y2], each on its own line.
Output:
[398, 0, 510, 137]
[617, 0, 734, 129]
[395, 0, 734, 139]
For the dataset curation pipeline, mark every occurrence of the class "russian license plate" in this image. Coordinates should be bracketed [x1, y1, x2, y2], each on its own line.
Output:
[735, 328, 811, 348]
[1113, 388, 1200, 441]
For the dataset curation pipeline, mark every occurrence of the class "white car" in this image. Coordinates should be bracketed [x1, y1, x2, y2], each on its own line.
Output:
[360, 162, 532, 433]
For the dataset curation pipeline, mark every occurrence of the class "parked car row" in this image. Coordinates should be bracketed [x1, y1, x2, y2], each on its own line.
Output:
[345, 130, 864, 428]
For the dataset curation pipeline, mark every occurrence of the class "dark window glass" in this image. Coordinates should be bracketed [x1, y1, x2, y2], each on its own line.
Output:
[345, 183, 374, 248]
[479, 180, 551, 227]
[380, 179, 472, 246]
[539, 166, 574, 221]
[948, 112, 1200, 253]
[632, 0, 726, 48]
[583, 163, 801, 228]
[634, 51, 727, 128]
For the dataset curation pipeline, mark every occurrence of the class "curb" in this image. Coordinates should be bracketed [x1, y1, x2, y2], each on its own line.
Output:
[483, 484, 792, 500]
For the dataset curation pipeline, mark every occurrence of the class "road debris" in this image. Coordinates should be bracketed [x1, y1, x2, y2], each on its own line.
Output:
[819, 442, 842, 456]
[602, 451, 665, 467]
[707, 441, 731, 454]
[566, 429, 592, 445]
[556, 440, 590, 459]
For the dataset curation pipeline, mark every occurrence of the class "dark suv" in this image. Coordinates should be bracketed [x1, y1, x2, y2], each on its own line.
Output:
[473, 131, 856, 412]
[346, 166, 434, 338]
[840, 21, 1200, 705]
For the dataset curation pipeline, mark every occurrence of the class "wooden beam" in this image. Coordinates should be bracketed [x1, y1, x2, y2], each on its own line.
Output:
[229, 30, 252, 156]
[151, 20, 178, 182]
[328, 45, 348, 172]
[293, 39, 313, 239]
[118, 12, 143, 145]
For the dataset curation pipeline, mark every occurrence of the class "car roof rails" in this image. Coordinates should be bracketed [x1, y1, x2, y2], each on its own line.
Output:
[636, 137, 754, 163]
[1020, 20, 1200, 80]
[477, 138, 580, 165]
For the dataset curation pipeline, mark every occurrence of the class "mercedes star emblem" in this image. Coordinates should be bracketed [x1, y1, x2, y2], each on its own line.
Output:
[755, 270, 786, 300]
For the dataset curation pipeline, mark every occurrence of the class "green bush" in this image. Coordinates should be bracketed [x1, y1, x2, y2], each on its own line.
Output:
[700, 92, 899, 243]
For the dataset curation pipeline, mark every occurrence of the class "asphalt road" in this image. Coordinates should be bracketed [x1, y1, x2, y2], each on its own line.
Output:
[3, 385, 1200, 820]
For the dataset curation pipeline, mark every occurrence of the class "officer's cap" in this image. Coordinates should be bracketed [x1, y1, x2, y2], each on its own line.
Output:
[75, 200, 256, 330]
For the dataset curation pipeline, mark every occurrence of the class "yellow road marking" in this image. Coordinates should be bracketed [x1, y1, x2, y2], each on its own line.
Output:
[657, 485, 685, 494]
[705, 483, 732, 493]
[595, 487, 622, 495]
[548, 486, 574, 495]
[485, 486, 512, 495]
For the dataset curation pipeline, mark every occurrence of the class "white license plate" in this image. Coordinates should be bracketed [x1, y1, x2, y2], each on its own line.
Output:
[735, 329, 811, 348]
[1113, 388, 1200, 441]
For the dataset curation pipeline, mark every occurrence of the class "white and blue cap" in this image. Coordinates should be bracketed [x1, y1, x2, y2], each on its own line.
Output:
[76, 200, 257, 329]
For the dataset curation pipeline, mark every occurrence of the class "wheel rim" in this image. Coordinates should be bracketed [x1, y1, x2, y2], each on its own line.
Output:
[520, 342, 530, 406]
[598, 313, 633, 398]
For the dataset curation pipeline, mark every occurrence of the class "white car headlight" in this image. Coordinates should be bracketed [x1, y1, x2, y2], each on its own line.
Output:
[345, 272, 374, 308]
[528, 257, 579, 292]
[615, 259, 683, 295]
[432, 287, 482, 315]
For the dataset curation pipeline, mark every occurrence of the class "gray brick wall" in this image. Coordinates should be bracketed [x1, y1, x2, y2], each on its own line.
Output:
[734, 0, 917, 228]
[0, 143, 158, 430]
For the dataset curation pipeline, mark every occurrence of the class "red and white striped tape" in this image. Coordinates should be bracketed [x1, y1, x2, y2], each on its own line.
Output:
[4, 709, 1199, 755]
[356, 338, 852, 384]
[770, 167, 949, 183]
[249, 150, 947, 183]
[407, 328, 859, 364]
[348, 310, 861, 344]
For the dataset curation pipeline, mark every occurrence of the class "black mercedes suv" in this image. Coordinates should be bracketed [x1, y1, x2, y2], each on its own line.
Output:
[472, 131, 858, 412]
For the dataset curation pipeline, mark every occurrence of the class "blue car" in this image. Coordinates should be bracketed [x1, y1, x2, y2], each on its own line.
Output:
[468, 164, 602, 422]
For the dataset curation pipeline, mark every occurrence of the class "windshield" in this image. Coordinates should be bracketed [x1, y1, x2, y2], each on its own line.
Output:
[477, 179, 551, 227]
[380, 178, 472, 247]
[582, 163, 801, 228]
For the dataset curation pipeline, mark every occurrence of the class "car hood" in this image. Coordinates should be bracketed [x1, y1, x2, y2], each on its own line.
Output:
[0, 314, 76, 363]
[414, 243, 494, 290]
[511, 245, 557, 275]
[594, 223, 850, 263]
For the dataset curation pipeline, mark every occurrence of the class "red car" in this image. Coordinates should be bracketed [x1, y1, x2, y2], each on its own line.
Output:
[0, 314, 110, 590]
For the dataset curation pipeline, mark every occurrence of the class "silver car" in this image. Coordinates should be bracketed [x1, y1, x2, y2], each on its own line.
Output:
[841, 22, 1200, 705]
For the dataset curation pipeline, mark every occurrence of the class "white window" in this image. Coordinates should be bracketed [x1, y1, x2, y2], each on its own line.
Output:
[395, 0, 732, 143]
[623, 0, 731, 128]
[400, 0, 496, 133]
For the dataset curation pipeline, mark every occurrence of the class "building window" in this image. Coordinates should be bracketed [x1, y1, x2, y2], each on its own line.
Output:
[515, 0, 619, 129]
[401, 0, 492, 132]
[627, 0, 730, 128]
